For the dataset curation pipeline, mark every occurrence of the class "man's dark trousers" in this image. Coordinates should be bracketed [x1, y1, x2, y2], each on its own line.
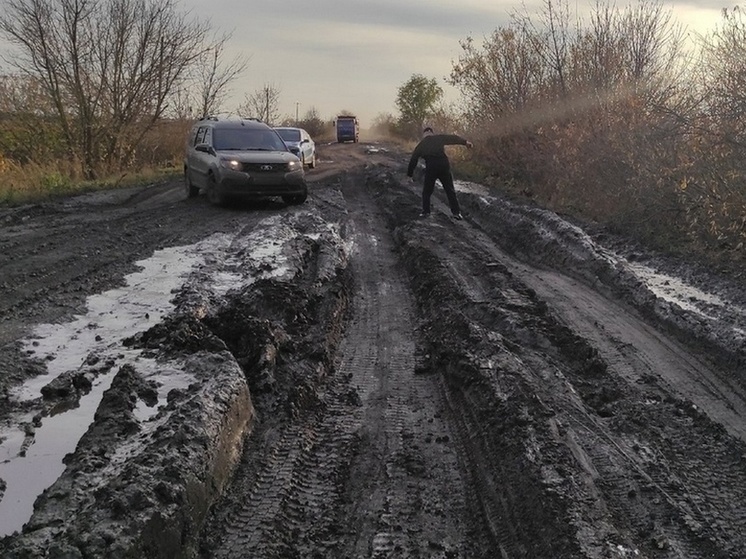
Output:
[422, 158, 461, 215]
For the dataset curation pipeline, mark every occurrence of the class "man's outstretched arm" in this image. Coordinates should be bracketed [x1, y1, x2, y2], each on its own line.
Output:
[439, 134, 473, 148]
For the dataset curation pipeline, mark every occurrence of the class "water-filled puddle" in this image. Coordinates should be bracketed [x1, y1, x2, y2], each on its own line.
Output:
[0, 235, 232, 536]
[0, 214, 309, 537]
[627, 262, 729, 318]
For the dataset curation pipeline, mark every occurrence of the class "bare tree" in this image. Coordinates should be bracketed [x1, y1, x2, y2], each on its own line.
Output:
[537, 0, 573, 96]
[510, 0, 574, 97]
[568, 2, 627, 94]
[0, 0, 211, 178]
[698, 6, 746, 145]
[0, 74, 55, 114]
[192, 33, 250, 119]
[237, 83, 281, 125]
[450, 29, 546, 122]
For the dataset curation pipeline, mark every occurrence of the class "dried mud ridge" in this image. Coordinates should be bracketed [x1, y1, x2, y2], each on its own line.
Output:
[2, 145, 746, 558]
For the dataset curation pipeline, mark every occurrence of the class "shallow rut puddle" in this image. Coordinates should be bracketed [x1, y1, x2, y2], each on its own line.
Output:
[0, 224, 295, 536]
[0, 241, 212, 535]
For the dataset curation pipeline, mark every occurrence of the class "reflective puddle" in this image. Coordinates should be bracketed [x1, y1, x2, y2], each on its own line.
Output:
[0, 213, 320, 537]
[0, 233, 238, 536]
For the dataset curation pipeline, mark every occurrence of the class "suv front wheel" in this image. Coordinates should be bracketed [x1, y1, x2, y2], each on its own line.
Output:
[206, 174, 225, 206]
[184, 168, 199, 198]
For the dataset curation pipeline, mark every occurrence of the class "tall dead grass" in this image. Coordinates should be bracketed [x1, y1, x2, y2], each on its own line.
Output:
[464, 95, 746, 271]
[448, 1, 746, 274]
[0, 119, 189, 205]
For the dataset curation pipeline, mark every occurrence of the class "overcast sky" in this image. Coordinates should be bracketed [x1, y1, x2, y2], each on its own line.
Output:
[1, 0, 731, 126]
[189, 0, 731, 127]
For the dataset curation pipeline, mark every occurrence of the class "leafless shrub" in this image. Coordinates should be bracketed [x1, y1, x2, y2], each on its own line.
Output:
[0, 75, 66, 164]
[0, 0, 236, 179]
[450, 0, 743, 260]
[669, 7, 746, 254]
[187, 34, 250, 120]
[135, 118, 192, 168]
[237, 83, 282, 125]
[294, 106, 328, 138]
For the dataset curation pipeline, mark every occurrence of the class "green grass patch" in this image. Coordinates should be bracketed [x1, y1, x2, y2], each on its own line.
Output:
[0, 163, 181, 206]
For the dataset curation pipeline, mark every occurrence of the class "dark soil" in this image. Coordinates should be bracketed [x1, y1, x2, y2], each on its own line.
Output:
[1, 141, 745, 558]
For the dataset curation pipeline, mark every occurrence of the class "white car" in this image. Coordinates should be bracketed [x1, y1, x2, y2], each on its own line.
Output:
[274, 127, 317, 168]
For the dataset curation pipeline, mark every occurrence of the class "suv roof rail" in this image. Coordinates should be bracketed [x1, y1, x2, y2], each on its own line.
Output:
[198, 114, 263, 123]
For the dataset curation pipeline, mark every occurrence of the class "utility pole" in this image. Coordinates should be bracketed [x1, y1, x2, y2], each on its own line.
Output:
[265, 86, 270, 124]
[296, 102, 300, 124]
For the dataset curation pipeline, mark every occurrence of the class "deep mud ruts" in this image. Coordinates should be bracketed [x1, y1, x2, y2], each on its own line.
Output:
[2, 142, 746, 558]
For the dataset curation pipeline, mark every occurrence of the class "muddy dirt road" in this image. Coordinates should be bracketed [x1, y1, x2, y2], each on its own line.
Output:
[1, 141, 746, 558]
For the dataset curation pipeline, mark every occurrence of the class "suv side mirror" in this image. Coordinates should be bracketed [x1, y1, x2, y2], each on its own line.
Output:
[195, 143, 214, 155]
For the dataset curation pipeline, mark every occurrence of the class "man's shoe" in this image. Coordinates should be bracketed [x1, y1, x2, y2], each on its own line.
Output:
[419, 212, 430, 218]
[452, 213, 463, 220]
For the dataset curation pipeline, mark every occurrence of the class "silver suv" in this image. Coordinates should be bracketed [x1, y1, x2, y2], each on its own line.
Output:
[184, 117, 308, 206]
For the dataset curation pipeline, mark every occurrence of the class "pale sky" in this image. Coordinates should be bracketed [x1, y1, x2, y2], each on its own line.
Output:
[0, 0, 733, 126]
[187, 0, 731, 127]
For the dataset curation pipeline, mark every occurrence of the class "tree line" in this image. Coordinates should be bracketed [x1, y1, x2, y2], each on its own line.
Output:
[385, 0, 745, 267]
[0, 0, 254, 179]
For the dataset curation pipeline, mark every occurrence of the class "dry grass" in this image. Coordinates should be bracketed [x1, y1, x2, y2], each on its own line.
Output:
[461, 102, 746, 275]
[0, 119, 188, 205]
[0, 155, 179, 205]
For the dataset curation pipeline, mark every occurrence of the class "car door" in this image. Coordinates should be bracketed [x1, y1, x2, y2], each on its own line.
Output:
[301, 130, 313, 162]
[190, 126, 211, 189]
[307, 132, 315, 159]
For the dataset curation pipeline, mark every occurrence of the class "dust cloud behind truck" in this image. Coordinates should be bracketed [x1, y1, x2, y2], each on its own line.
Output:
[335, 115, 359, 143]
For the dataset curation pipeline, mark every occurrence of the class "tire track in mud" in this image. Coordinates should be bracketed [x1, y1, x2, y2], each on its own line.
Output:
[505, 264, 746, 441]
[392, 223, 586, 557]
[333, 174, 479, 558]
[455, 218, 746, 554]
[7, 146, 746, 557]
[462, 221, 746, 555]
[367, 169, 746, 557]
[203, 173, 480, 558]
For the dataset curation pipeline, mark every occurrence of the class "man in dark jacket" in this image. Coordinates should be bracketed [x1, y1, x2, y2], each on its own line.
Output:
[406, 127, 473, 219]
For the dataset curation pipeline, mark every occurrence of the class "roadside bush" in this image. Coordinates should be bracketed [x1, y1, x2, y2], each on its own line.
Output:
[137, 119, 192, 169]
[0, 114, 67, 164]
[0, 161, 71, 203]
[0, 129, 183, 205]
[451, 0, 745, 270]
[296, 108, 327, 138]
[369, 113, 399, 140]
[675, 137, 746, 254]
[39, 171, 73, 192]
[466, 94, 697, 253]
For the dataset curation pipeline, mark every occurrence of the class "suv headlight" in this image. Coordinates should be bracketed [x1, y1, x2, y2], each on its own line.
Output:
[287, 160, 301, 172]
[219, 158, 242, 171]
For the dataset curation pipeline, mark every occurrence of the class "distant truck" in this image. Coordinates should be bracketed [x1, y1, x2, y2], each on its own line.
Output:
[335, 115, 359, 143]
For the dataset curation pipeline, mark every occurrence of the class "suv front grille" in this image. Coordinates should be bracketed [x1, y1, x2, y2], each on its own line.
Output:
[242, 162, 284, 173]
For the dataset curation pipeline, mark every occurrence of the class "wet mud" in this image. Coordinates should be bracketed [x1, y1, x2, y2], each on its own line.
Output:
[1, 142, 746, 558]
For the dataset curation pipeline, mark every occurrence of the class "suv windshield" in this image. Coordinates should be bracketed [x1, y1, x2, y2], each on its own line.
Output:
[276, 129, 301, 142]
[213, 129, 288, 151]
